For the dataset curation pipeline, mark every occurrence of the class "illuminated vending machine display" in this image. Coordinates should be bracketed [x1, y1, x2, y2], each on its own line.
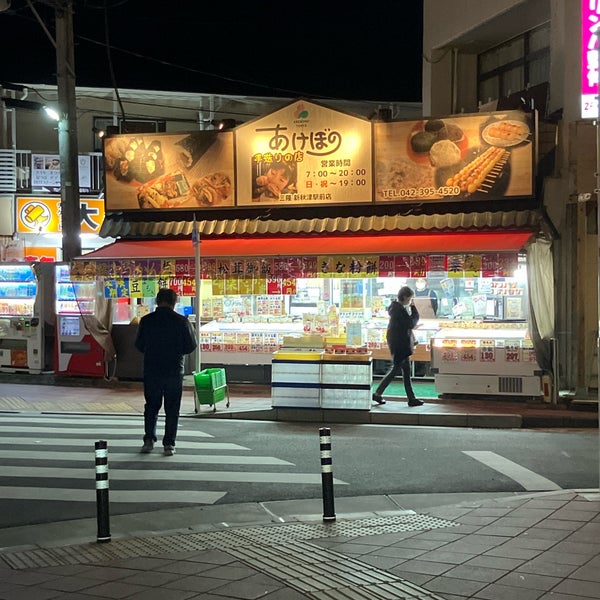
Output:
[55, 264, 105, 377]
[0, 263, 45, 373]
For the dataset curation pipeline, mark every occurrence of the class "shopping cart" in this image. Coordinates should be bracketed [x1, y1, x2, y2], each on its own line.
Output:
[193, 367, 230, 412]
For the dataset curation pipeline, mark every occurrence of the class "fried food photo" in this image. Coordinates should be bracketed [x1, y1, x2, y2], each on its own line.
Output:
[191, 172, 232, 205]
[137, 171, 191, 208]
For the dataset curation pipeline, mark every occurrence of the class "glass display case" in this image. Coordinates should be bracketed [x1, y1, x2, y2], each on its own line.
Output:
[195, 265, 533, 379]
[200, 319, 304, 364]
[431, 322, 542, 397]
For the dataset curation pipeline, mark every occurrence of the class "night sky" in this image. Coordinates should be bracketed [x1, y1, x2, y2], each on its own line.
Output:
[1, 0, 423, 103]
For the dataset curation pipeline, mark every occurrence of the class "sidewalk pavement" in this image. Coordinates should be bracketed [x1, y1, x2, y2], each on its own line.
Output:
[0, 377, 599, 598]
[1, 489, 599, 599]
[0, 374, 597, 429]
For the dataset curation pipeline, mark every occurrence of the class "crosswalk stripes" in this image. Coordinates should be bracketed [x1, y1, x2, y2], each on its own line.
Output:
[0, 414, 348, 507]
[462, 450, 562, 491]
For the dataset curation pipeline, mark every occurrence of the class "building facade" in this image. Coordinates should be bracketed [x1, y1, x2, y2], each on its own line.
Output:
[422, 0, 592, 395]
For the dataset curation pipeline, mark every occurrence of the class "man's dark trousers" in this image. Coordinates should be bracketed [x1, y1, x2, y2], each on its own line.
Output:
[143, 373, 183, 447]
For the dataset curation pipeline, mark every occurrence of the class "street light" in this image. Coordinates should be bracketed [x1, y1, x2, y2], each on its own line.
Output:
[1, 97, 59, 121]
[44, 106, 60, 121]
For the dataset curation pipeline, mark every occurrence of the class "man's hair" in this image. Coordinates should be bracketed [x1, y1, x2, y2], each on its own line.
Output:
[156, 288, 178, 307]
[397, 286, 414, 301]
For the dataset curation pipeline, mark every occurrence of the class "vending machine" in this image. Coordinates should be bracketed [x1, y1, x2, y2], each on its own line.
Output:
[54, 263, 106, 377]
[0, 262, 48, 374]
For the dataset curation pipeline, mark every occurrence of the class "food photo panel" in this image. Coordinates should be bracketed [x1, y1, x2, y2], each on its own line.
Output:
[374, 109, 534, 204]
[104, 130, 235, 210]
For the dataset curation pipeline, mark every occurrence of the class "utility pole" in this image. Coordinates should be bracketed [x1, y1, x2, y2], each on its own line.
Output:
[32, 0, 81, 260]
[54, 0, 81, 261]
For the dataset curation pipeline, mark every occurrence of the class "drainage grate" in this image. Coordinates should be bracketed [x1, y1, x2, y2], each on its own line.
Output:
[1, 513, 457, 570]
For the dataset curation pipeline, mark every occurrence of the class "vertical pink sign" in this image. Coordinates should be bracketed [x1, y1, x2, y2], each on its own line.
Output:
[582, 0, 600, 118]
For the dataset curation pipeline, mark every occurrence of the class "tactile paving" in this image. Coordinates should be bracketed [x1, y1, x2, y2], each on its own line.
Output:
[1, 512, 456, 571]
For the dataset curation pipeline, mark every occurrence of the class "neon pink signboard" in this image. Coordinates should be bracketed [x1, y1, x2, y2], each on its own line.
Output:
[582, 0, 600, 118]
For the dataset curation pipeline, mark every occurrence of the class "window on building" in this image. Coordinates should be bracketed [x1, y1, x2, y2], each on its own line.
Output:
[477, 23, 550, 106]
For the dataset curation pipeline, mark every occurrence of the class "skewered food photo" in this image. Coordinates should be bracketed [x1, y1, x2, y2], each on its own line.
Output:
[437, 146, 511, 198]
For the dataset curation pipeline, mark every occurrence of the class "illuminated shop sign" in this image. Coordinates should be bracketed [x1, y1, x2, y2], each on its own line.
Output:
[102, 101, 535, 209]
[69, 252, 518, 298]
[16, 197, 105, 234]
[235, 100, 373, 206]
[582, 0, 600, 118]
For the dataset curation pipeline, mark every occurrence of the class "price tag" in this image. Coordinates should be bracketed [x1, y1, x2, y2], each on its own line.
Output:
[441, 339, 458, 348]
[441, 349, 458, 362]
[505, 349, 521, 362]
[479, 348, 496, 362]
[460, 349, 477, 361]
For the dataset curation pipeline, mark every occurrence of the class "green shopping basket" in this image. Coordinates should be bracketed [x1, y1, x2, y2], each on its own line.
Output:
[193, 368, 230, 412]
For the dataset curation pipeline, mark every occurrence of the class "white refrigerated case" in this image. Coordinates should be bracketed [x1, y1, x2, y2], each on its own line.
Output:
[0, 263, 48, 374]
[431, 324, 542, 397]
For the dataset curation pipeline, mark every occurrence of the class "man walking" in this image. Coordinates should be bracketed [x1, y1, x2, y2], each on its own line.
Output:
[135, 288, 197, 456]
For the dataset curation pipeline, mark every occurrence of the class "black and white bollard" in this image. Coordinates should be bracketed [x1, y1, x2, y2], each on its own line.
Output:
[319, 427, 336, 522]
[95, 440, 111, 543]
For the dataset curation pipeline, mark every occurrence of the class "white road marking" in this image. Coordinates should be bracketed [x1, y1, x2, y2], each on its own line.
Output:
[462, 450, 562, 491]
[0, 450, 293, 465]
[0, 438, 248, 450]
[0, 487, 226, 504]
[0, 426, 212, 437]
[0, 465, 346, 484]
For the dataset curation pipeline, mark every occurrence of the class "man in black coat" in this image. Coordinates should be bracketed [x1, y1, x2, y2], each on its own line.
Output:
[135, 288, 197, 456]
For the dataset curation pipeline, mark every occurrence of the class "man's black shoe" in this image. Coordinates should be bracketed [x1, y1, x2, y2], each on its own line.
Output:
[372, 394, 386, 405]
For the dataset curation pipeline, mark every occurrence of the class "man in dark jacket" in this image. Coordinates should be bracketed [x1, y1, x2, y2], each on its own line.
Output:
[135, 288, 197, 456]
[372, 285, 424, 407]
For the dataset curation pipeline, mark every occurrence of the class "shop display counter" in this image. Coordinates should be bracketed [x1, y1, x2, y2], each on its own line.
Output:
[271, 349, 372, 410]
[320, 352, 372, 409]
[430, 323, 542, 397]
[367, 319, 439, 363]
[271, 349, 322, 408]
[200, 320, 304, 365]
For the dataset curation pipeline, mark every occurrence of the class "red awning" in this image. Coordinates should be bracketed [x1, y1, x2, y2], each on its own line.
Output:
[80, 231, 533, 260]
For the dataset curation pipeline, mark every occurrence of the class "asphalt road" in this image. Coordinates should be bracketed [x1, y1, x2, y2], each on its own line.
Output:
[0, 413, 597, 529]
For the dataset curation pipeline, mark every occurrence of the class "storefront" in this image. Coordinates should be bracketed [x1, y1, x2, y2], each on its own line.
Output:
[0, 190, 110, 376]
[71, 99, 554, 398]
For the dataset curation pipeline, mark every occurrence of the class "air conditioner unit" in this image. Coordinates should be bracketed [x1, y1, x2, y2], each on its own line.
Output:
[0, 149, 16, 192]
